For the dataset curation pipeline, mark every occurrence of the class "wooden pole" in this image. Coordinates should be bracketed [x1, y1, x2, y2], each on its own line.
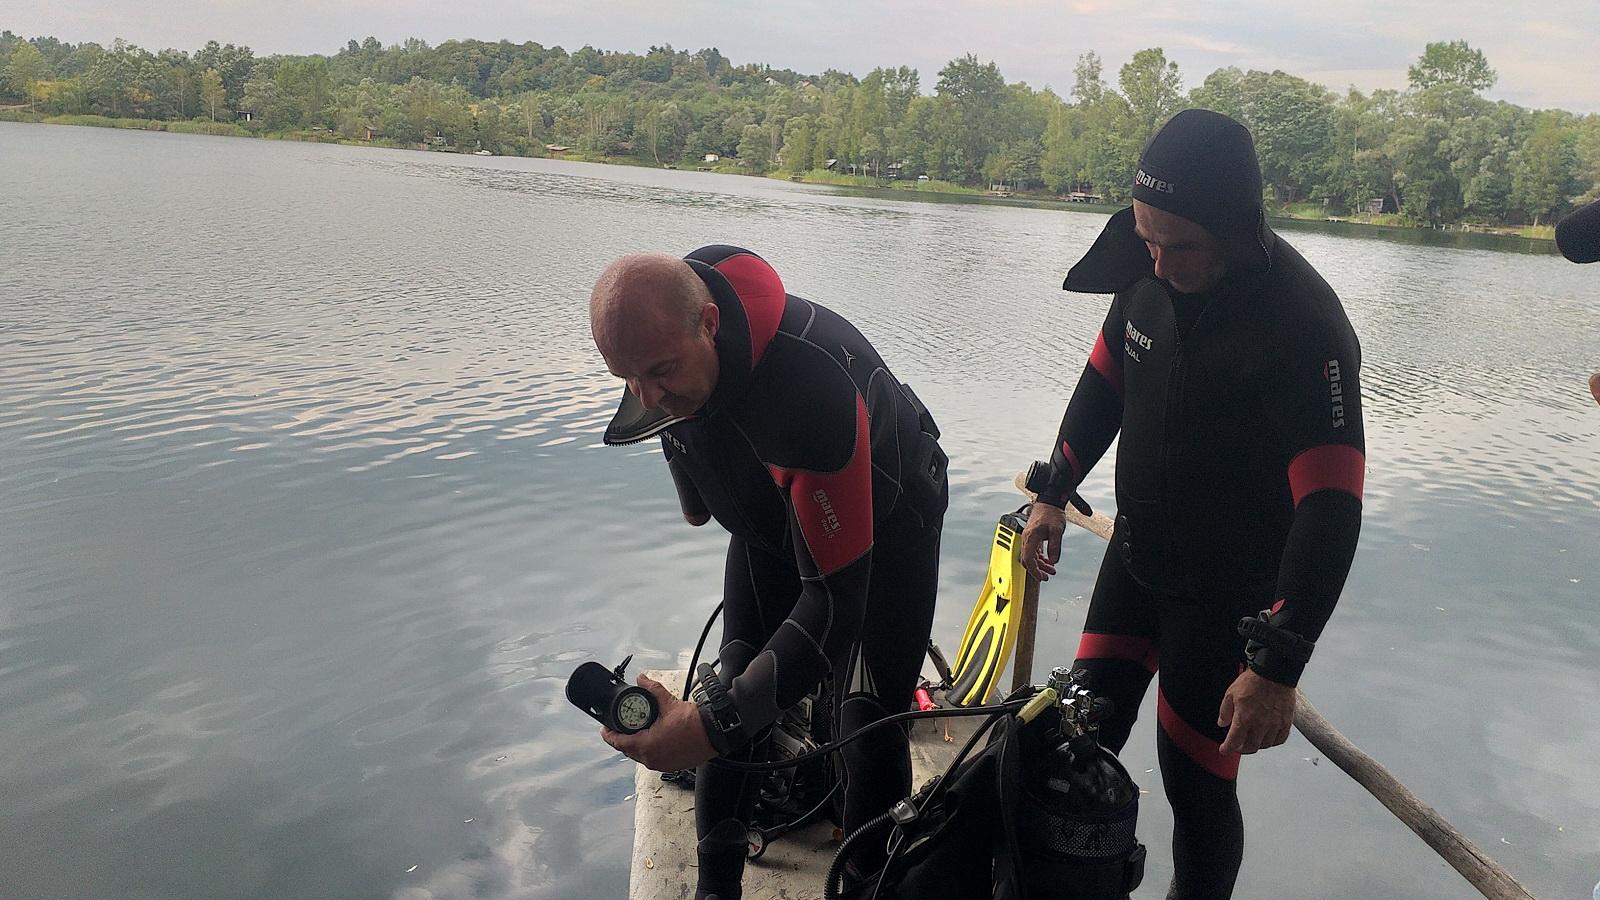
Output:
[1010, 572, 1040, 693]
[1010, 471, 1537, 900]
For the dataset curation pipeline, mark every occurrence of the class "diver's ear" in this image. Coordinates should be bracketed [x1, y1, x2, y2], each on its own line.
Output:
[700, 300, 719, 340]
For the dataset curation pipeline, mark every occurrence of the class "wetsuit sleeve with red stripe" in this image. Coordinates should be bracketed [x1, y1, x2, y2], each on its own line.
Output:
[1268, 327, 1365, 676]
[1038, 297, 1126, 507]
[722, 362, 876, 739]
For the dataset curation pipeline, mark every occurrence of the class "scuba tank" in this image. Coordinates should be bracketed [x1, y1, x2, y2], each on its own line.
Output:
[1014, 667, 1145, 900]
[824, 670, 1144, 900]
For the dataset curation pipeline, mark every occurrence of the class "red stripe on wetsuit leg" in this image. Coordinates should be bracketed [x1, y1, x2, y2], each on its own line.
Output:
[1077, 632, 1159, 673]
[1088, 331, 1124, 396]
[1158, 688, 1240, 780]
[1060, 441, 1083, 484]
[766, 397, 872, 576]
[1287, 444, 1366, 507]
[715, 254, 786, 368]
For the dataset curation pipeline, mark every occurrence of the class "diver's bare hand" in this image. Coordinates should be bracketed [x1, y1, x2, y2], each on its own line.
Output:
[1020, 502, 1066, 582]
[1218, 669, 1296, 754]
[602, 674, 717, 772]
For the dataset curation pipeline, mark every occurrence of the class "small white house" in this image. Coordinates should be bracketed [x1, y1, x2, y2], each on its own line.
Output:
[703, 153, 720, 163]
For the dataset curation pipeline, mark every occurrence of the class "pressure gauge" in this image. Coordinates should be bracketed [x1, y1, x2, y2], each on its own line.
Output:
[566, 655, 659, 735]
[614, 687, 656, 732]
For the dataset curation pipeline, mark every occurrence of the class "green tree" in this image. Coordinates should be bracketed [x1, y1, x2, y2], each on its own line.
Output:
[84, 41, 139, 116]
[200, 67, 226, 120]
[992, 83, 1051, 189]
[781, 113, 814, 174]
[518, 91, 543, 143]
[1575, 115, 1600, 202]
[195, 41, 254, 111]
[6, 40, 47, 109]
[1040, 101, 1080, 192]
[275, 57, 334, 127]
[736, 122, 775, 173]
[1320, 88, 1404, 215]
[1085, 92, 1137, 201]
[1510, 116, 1580, 225]
[160, 57, 192, 118]
[1407, 40, 1496, 93]
[241, 74, 289, 127]
[474, 98, 506, 150]
[1443, 104, 1526, 220]
[1119, 48, 1182, 143]
[935, 54, 1006, 183]
[1190, 68, 1335, 202]
[1389, 107, 1462, 224]
[851, 71, 893, 177]
[880, 66, 918, 122]
[1072, 52, 1104, 105]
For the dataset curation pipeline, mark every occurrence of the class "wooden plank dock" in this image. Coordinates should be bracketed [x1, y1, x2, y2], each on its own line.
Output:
[628, 670, 982, 900]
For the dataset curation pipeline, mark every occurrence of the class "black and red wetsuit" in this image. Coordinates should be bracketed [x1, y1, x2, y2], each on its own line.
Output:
[604, 245, 947, 899]
[1036, 207, 1365, 898]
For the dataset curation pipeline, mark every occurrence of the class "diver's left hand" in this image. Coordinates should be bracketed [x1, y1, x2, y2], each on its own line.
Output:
[1217, 669, 1296, 754]
[601, 674, 717, 772]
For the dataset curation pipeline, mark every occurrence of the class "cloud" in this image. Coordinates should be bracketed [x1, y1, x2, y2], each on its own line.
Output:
[1167, 34, 1257, 57]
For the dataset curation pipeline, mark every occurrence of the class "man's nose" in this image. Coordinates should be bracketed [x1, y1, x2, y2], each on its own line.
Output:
[632, 378, 664, 410]
[1150, 246, 1171, 280]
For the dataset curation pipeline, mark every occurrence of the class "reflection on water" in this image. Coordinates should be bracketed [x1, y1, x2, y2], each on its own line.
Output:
[1, 121, 1598, 899]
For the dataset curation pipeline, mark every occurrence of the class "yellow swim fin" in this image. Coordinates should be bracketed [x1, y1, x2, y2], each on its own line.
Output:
[946, 507, 1032, 707]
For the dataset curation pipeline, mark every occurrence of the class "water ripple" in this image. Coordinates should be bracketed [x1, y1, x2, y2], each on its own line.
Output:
[2, 121, 1598, 900]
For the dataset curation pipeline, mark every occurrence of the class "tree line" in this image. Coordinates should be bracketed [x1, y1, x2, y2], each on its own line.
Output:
[3, 31, 1597, 226]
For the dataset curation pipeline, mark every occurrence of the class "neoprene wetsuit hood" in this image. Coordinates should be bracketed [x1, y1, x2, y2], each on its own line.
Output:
[602, 248, 784, 446]
[1064, 108, 1276, 294]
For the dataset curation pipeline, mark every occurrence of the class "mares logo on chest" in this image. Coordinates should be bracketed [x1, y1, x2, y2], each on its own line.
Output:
[1124, 320, 1154, 362]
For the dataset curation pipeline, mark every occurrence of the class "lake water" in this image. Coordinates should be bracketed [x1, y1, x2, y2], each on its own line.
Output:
[2, 120, 1598, 899]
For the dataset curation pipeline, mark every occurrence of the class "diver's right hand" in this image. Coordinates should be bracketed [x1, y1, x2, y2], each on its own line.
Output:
[1021, 502, 1067, 582]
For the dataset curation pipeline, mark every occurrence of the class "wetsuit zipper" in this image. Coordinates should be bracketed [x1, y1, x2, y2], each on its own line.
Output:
[1158, 289, 1214, 592]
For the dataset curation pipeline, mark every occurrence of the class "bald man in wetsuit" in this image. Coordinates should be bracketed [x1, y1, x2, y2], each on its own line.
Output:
[1021, 109, 1366, 899]
[591, 247, 948, 900]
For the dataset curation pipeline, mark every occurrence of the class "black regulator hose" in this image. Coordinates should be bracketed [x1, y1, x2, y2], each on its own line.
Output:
[680, 601, 725, 701]
[823, 808, 897, 900]
[707, 699, 1029, 773]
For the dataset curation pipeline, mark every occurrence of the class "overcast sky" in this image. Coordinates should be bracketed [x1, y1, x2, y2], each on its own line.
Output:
[12, 0, 1600, 113]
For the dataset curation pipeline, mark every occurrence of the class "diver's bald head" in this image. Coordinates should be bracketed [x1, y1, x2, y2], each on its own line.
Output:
[589, 253, 721, 417]
[590, 253, 713, 352]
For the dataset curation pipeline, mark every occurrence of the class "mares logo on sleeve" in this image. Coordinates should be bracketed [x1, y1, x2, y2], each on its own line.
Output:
[1323, 359, 1345, 428]
[813, 489, 842, 536]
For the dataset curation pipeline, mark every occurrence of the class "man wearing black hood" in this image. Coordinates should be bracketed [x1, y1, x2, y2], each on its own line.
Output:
[1020, 109, 1366, 897]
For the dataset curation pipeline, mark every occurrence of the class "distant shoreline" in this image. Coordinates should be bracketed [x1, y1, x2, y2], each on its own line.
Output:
[0, 112, 1558, 245]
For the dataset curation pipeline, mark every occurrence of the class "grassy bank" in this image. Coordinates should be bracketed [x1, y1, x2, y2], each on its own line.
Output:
[1, 110, 261, 138]
[1273, 199, 1559, 239]
[780, 170, 983, 195]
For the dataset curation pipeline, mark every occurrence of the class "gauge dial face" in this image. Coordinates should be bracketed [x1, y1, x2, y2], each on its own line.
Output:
[615, 689, 656, 732]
